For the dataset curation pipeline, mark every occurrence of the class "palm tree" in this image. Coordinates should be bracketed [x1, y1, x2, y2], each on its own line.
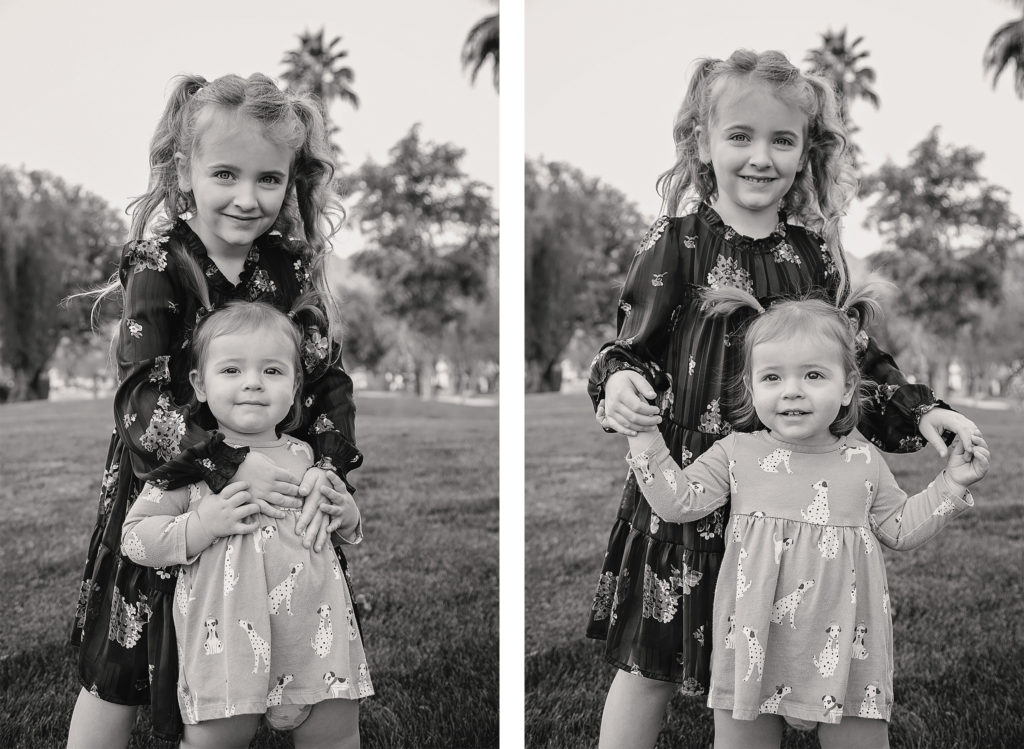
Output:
[983, 0, 1024, 98]
[281, 28, 359, 152]
[805, 28, 880, 170]
[462, 6, 499, 91]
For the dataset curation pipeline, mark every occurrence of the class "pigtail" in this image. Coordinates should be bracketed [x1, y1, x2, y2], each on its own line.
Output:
[840, 275, 894, 334]
[699, 285, 766, 318]
[656, 57, 721, 216]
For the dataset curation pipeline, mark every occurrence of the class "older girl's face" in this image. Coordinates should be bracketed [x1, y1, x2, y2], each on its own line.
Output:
[698, 83, 806, 237]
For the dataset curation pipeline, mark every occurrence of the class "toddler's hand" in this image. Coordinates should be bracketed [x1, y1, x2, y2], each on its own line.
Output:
[600, 370, 662, 436]
[296, 469, 360, 552]
[919, 408, 979, 459]
[233, 451, 302, 518]
[195, 481, 260, 540]
[945, 433, 990, 488]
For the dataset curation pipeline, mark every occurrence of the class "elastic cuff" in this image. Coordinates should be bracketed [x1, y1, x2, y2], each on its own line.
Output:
[201, 436, 250, 492]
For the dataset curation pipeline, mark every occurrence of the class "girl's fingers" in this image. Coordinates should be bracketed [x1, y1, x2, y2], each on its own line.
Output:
[318, 503, 346, 517]
[325, 516, 344, 534]
[272, 480, 301, 497]
[256, 500, 287, 519]
[220, 481, 250, 498]
[918, 421, 947, 458]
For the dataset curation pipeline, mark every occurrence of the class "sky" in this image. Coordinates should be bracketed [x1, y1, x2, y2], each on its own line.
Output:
[526, 0, 1024, 257]
[0, 0, 498, 256]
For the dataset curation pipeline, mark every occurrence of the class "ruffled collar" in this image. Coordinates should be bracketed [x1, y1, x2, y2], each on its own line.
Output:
[698, 202, 790, 253]
[171, 219, 264, 291]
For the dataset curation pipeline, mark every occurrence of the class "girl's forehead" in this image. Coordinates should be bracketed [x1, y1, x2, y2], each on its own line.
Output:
[710, 79, 807, 128]
[750, 333, 844, 365]
[192, 108, 292, 164]
[207, 328, 295, 360]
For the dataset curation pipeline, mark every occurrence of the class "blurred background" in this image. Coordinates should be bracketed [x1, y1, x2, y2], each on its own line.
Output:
[0, 0, 499, 405]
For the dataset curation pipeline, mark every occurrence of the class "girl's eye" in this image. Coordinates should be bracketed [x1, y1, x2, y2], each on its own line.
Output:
[761, 374, 779, 382]
[222, 367, 240, 375]
[259, 175, 282, 185]
[265, 367, 282, 375]
[807, 371, 824, 380]
[213, 171, 234, 180]
[774, 137, 795, 147]
[728, 133, 750, 142]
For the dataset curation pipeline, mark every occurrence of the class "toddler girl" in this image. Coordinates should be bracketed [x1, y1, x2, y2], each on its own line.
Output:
[587, 49, 979, 747]
[122, 299, 371, 749]
[625, 284, 988, 748]
[68, 73, 362, 747]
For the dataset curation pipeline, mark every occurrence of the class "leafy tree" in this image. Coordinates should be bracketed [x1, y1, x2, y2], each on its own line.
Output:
[0, 166, 125, 401]
[983, 0, 1024, 97]
[860, 127, 1023, 395]
[805, 28, 880, 168]
[340, 126, 497, 397]
[525, 159, 649, 392]
[281, 28, 359, 152]
[462, 2, 499, 91]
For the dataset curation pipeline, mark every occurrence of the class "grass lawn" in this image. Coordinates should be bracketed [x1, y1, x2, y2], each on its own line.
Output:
[0, 394, 498, 748]
[526, 391, 1024, 749]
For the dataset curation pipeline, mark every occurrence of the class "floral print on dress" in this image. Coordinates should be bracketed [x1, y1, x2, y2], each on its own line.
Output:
[642, 564, 681, 624]
[679, 677, 704, 697]
[108, 587, 152, 649]
[302, 329, 330, 372]
[247, 268, 278, 300]
[636, 216, 670, 254]
[126, 237, 169, 273]
[140, 393, 186, 461]
[671, 562, 703, 595]
[820, 243, 837, 277]
[683, 235, 697, 250]
[619, 301, 632, 316]
[126, 319, 143, 338]
[698, 398, 730, 435]
[312, 413, 336, 435]
[692, 624, 705, 646]
[592, 571, 617, 621]
[149, 355, 171, 385]
[706, 254, 754, 295]
[696, 508, 724, 540]
[294, 258, 312, 291]
[772, 240, 801, 265]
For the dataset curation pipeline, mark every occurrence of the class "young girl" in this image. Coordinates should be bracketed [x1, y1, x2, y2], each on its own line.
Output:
[68, 73, 363, 747]
[623, 284, 989, 747]
[587, 49, 980, 747]
[121, 299, 372, 749]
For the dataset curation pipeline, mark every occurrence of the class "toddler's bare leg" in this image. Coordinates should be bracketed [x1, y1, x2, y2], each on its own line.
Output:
[66, 688, 138, 749]
[818, 716, 889, 749]
[712, 708, 782, 749]
[180, 714, 260, 749]
[292, 699, 360, 749]
[598, 670, 677, 749]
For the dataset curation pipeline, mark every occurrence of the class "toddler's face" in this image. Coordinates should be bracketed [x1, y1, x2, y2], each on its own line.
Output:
[748, 335, 854, 446]
[191, 329, 297, 442]
[177, 110, 292, 257]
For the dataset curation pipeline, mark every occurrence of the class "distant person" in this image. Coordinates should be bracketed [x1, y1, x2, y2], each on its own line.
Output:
[586, 48, 980, 748]
[122, 299, 370, 749]
[66, 73, 365, 748]
[622, 283, 988, 747]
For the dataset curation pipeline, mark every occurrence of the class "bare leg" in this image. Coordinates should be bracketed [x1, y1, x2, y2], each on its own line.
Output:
[598, 670, 677, 749]
[180, 714, 260, 749]
[292, 699, 360, 749]
[66, 688, 138, 749]
[818, 717, 889, 749]
[712, 709, 782, 749]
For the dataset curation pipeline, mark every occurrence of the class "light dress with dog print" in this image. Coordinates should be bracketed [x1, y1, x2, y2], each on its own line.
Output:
[626, 429, 972, 725]
[122, 436, 373, 725]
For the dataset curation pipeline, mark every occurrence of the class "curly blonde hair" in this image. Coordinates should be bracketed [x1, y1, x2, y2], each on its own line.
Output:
[657, 49, 857, 300]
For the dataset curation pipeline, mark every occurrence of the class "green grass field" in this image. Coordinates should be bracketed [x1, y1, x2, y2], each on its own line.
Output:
[0, 395, 498, 749]
[526, 392, 1024, 749]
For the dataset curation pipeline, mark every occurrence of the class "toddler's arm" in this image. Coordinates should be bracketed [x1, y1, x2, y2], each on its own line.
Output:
[625, 431, 732, 523]
[868, 435, 989, 550]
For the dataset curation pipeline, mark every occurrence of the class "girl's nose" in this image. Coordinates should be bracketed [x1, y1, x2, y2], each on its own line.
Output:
[242, 375, 264, 390]
[748, 141, 772, 169]
[233, 182, 258, 210]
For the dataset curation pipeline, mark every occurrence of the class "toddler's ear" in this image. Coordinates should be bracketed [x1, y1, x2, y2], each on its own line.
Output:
[189, 369, 207, 402]
[695, 125, 710, 163]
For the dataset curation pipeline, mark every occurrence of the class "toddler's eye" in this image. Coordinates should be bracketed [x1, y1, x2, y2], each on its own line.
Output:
[774, 137, 796, 147]
[265, 367, 282, 375]
[807, 371, 824, 380]
[728, 133, 750, 143]
[260, 175, 283, 185]
[213, 170, 233, 180]
[222, 366, 240, 375]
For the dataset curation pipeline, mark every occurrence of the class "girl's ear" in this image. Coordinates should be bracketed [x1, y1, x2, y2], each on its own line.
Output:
[841, 370, 857, 407]
[189, 368, 207, 402]
[695, 125, 711, 164]
[174, 151, 192, 192]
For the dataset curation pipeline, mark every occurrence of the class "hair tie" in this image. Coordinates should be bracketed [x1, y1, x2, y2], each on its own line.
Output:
[287, 310, 297, 321]
[195, 304, 214, 326]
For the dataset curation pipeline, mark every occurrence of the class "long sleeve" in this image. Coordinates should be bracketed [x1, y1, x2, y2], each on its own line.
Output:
[297, 345, 362, 492]
[113, 239, 248, 491]
[867, 456, 974, 550]
[121, 482, 212, 567]
[588, 216, 684, 412]
[625, 433, 734, 523]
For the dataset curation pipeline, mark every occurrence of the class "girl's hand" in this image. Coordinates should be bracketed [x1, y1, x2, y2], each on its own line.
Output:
[599, 370, 662, 436]
[295, 467, 330, 548]
[233, 451, 303, 519]
[919, 408, 979, 459]
[317, 471, 361, 542]
[195, 481, 260, 540]
[295, 469, 360, 551]
[945, 434, 991, 488]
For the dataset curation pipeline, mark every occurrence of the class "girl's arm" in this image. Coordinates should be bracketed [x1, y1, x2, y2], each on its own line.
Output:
[588, 217, 684, 431]
[112, 239, 249, 491]
[624, 431, 733, 523]
[867, 440, 983, 551]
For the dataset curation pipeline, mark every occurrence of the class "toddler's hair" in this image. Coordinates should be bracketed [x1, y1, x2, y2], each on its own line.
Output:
[190, 294, 327, 434]
[657, 49, 857, 298]
[701, 280, 891, 437]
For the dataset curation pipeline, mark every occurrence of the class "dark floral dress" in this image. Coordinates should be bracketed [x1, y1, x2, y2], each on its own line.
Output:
[586, 203, 944, 694]
[70, 220, 362, 741]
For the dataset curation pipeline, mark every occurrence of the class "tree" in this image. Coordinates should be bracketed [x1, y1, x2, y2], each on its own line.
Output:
[525, 159, 649, 392]
[462, 2, 499, 90]
[860, 128, 1023, 395]
[280, 28, 359, 152]
[340, 126, 497, 397]
[983, 0, 1024, 97]
[0, 166, 125, 401]
[805, 28, 880, 168]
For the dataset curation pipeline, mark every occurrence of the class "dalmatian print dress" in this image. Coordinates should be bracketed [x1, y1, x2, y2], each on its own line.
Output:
[626, 430, 973, 725]
[122, 438, 373, 724]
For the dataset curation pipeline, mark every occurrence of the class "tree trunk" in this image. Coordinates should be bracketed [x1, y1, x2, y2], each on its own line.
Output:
[417, 359, 435, 400]
[8, 367, 50, 402]
[526, 359, 562, 393]
[926, 356, 949, 400]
